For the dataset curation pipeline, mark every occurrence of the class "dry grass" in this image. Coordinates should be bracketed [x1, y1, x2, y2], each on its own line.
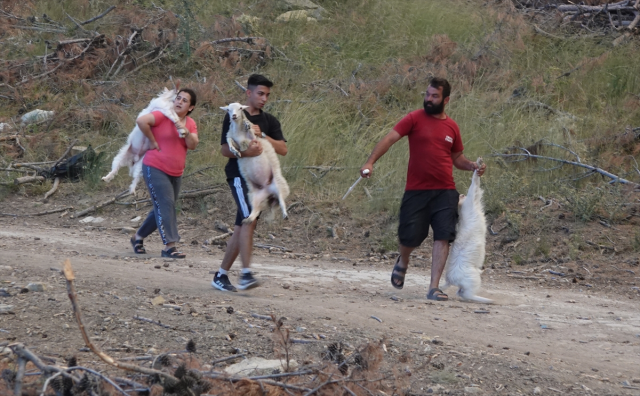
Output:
[0, 0, 639, 231]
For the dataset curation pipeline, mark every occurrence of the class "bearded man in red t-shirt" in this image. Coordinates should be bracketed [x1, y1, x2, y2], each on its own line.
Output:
[360, 77, 486, 302]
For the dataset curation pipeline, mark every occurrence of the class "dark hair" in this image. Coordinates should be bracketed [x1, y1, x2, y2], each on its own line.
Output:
[247, 74, 273, 89]
[428, 77, 451, 99]
[177, 88, 197, 115]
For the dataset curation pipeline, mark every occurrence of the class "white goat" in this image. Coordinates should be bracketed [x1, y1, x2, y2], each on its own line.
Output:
[221, 103, 290, 224]
[102, 88, 187, 194]
[441, 158, 492, 304]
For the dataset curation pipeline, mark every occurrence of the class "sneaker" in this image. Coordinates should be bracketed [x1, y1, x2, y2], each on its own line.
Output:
[237, 271, 259, 290]
[211, 272, 237, 292]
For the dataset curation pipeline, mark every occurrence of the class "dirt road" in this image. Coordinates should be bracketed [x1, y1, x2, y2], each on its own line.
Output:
[1, 223, 639, 395]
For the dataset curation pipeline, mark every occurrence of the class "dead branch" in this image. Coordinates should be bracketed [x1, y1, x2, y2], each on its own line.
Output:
[211, 36, 262, 45]
[492, 150, 639, 186]
[80, 5, 116, 25]
[133, 314, 173, 329]
[14, 357, 26, 396]
[12, 25, 66, 33]
[14, 175, 45, 185]
[17, 34, 104, 85]
[211, 353, 246, 366]
[0, 206, 73, 218]
[234, 80, 247, 92]
[43, 177, 60, 201]
[8, 343, 80, 382]
[62, 259, 181, 383]
[180, 187, 223, 199]
[71, 190, 130, 218]
[251, 313, 273, 321]
[53, 139, 79, 169]
[206, 232, 232, 244]
[126, 46, 167, 76]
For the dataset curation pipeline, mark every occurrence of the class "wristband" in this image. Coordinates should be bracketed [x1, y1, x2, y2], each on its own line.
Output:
[261, 132, 267, 138]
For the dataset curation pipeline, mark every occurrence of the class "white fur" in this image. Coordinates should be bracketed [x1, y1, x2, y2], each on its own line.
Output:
[221, 103, 290, 224]
[102, 88, 187, 194]
[441, 158, 492, 304]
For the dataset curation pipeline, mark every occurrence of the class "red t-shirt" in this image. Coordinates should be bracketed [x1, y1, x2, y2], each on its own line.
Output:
[393, 109, 463, 191]
[143, 111, 197, 177]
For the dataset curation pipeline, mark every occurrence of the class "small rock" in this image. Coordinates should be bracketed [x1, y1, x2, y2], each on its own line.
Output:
[533, 386, 541, 394]
[226, 306, 234, 314]
[121, 227, 136, 234]
[26, 282, 46, 292]
[431, 339, 444, 345]
[163, 263, 170, 268]
[154, 265, 161, 269]
[427, 384, 445, 393]
[147, 348, 158, 355]
[464, 387, 482, 394]
[225, 357, 298, 375]
[131, 216, 142, 222]
[282, 284, 290, 289]
[151, 296, 165, 306]
[276, 10, 318, 22]
[0, 304, 15, 314]
[432, 362, 445, 370]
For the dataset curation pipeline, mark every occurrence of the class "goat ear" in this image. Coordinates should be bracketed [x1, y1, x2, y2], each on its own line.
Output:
[220, 106, 229, 111]
[241, 105, 249, 110]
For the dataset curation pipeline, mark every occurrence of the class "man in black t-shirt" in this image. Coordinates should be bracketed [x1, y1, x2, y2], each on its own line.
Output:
[212, 74, 288, 292]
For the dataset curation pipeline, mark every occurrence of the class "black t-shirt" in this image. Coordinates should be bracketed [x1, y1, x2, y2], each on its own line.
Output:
[221, 110, 286, 179]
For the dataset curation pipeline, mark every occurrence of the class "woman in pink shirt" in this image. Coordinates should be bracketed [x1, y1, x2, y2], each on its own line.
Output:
[130, 89, 199, 258]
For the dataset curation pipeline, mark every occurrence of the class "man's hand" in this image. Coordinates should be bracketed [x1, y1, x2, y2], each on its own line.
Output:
[251, 124, 261, 138]
[241, 139, 263, 157]
[360, 164, 373, 178]
[472, 162, 486, 176]
[149, 140, 160, 152]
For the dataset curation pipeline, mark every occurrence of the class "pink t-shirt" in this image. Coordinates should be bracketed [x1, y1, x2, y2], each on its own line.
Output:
[143, 111, 197, 177]
[394, 109, 463, 191]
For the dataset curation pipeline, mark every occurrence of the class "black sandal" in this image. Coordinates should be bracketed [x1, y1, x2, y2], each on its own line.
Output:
[161, 247, 186, 259]
[131, 237, 146, 254]
[391, 256, 407, 290]
[427, 288, 448, 301]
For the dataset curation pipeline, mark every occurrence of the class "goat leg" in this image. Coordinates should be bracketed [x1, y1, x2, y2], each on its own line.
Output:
[227, 137, 242, 158]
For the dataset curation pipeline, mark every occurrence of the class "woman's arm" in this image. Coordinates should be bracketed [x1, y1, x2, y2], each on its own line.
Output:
[136, 113, 158, 151]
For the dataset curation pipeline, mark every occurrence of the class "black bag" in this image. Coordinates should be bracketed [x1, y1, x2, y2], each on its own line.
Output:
[42, 145, 101, 181]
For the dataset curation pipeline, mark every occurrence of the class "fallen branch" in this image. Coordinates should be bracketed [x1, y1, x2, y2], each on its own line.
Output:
[206, 232, 232, 244]
[234, 80, 247, 92]
[492, 150, 639, 186]
[71, 190, 130, 218]
[80, 5, 116, 25]
[14, 357, 26, 396]
[14, 175, 45, 185]
[43, 177, 60, 200]
[211, 37, 262, 45]
[133, 314, 173, 329]
[211, 353, 246, 366]
[62, 259, 180, 383]
[0, 206, 73, 218]
[53, 139, 79, 169]
[18, 34, 104, 85]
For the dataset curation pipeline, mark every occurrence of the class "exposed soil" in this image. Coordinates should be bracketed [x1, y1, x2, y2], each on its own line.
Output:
[1, 192, 640, 395]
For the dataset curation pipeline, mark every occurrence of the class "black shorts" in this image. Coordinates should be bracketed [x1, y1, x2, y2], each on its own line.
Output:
[228, 177, 253, 226]
[398, 189, 459, 247]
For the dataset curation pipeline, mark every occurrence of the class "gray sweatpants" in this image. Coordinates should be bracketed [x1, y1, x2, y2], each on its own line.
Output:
[137, 165, 181, 245]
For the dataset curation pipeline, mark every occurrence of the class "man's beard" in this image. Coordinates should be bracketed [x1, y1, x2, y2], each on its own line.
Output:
[424, 100, 445, 115]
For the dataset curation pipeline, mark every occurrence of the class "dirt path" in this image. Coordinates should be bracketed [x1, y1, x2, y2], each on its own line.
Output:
[1, 224, 639, 395]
